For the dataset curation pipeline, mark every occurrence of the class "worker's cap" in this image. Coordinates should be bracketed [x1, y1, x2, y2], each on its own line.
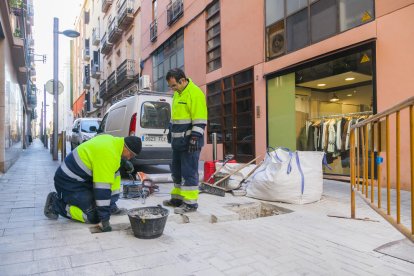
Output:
[124, 136, 142, 156]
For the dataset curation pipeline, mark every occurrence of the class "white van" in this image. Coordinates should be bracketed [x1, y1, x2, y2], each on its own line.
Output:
[98, 92, 173, 167]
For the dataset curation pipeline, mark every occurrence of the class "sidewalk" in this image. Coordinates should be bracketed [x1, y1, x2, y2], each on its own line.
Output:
[0, 139, 413, 275]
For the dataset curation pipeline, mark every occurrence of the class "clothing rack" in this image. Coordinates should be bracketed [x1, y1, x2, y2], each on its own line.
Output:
[309, 111, 373, 121]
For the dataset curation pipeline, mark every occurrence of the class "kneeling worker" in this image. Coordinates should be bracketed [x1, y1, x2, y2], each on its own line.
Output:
[44, 134, 142, 232]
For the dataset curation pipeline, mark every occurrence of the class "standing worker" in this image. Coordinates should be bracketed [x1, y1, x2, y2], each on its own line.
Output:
[44, 134, 142, 232]
[163, 68, 207, 214]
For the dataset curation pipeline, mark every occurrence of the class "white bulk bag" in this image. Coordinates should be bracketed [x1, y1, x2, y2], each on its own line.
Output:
[246, 148, 325, 204]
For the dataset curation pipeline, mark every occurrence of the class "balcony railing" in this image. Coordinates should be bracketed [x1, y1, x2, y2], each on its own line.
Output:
[108, 18, 122, 44]
[92, 28, 100, 46]
[101, 32, 113, 55]
[91, 63, 101, 79]
[150, 19, 157, 42]
[83, 47, 90, 61]
[167, 0, 184, 26]
[107, 71, 117, 96]
[101, 0, 113, 13]
[118, 0, 135, 30]
[116, 59, 135, 86]
[83, 75, 90, 90]
[99, 79, 107, 98]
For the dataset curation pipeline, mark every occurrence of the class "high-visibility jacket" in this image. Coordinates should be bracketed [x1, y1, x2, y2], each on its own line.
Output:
[54, 134, 124, 221]
[170, 79, 208, 151]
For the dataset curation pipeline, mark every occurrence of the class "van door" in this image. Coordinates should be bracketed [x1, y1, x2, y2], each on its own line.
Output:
[136, 96, 172, 148]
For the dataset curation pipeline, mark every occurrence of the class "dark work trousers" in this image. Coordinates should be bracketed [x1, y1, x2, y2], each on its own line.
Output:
[53, 183, 100, 224]
[171, 150, 200, 206]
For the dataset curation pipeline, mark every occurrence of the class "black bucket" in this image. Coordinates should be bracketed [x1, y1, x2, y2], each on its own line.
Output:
[127, 205, 169, 239]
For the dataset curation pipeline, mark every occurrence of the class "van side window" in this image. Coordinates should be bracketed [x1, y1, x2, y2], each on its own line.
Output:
[140, 101, 171, 129]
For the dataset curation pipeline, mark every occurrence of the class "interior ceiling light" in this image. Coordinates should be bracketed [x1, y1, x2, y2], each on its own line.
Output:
[317, 83, 326, 87]
[345, 77, 355, 81]
[347, 94, 353, 97]
[330, 93, 340, 102]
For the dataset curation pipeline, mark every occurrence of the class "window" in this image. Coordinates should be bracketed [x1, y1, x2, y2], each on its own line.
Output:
[152, 0, 158, 20]
[140, 102, 171, 129]
[265, 0, 375, 60]
[311, 0, 337, 43]
[206, 0, 221, 72]
[152, 30, 184, 92]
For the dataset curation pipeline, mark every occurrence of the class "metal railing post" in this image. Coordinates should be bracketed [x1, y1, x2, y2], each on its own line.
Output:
[350, 129, 356, 219]
[396, 111, 401, 224]
[386, 115, 391, 215]
[212, 133, 217, 161]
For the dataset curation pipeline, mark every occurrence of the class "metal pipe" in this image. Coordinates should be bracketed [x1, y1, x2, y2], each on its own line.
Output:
[365, 124, 369, 198]
[350, 129, 356, 219]
[396, 111, 401, 224]
[377, 122, 382, 209]
[386, 115, 391, 215]
[371, 122, 375, 203]
[212, 132, 217, 161]
[53, 17, 59, 160]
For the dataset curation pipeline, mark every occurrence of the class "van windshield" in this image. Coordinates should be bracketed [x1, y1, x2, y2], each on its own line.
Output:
[140, 101, 171, 129]
[81, 120, 100, 133]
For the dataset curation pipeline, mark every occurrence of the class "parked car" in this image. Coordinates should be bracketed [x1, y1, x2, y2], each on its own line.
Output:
[98, 91, 173, 168]
[70, 118, 101, 150]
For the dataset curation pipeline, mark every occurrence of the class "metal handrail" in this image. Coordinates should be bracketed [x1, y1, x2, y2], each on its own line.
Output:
[350, 96, 414, 242]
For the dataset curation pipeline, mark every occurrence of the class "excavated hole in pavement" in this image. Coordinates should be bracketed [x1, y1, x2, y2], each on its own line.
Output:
[221, 202, 293, 221]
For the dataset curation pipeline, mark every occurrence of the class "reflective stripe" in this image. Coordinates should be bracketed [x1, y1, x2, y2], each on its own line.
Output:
[172, 119, 192, 124]
[191, 126, 204, 135]
[83, 213, 89, 223]
[96, 199, 111, 206]
[183, 199, 198, 205]
[94, 182, 111, 189]
[172, 130, 192, 138]
[115, 171, 120, 177]
[72, 149, 92, 176]
[192, 119, 207, 124]
[111, 189, 121, 196]
[61, 161, 84, 182]
[180, 185, 199, 191]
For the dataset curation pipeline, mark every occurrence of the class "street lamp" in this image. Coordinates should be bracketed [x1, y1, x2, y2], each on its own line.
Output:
[53, 17, 80, 160]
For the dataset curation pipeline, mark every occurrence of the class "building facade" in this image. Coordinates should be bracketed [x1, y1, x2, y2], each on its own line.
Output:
[73, 0, 414, 189]
[72, 0, 142, 120]
[0, 0, 36, 172]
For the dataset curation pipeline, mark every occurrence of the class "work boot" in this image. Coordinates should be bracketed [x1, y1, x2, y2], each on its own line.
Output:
[110, 206, 128, 216]
[162, 199, 182, 207]
[174, 204, 197, 214]
[44, 192, 59, 220]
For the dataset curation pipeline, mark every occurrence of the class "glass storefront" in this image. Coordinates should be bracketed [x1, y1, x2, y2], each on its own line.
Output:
[267, 43, 375, 176]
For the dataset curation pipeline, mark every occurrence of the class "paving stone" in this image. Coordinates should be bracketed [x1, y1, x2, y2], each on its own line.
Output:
[0, 250, 33, 266]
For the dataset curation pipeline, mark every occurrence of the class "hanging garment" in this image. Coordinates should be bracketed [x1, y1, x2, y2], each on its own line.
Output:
[307, 125, 315, 151]
[327, 120, 336, 153]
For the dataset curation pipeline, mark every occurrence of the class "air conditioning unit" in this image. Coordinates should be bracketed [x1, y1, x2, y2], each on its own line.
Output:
[268, 29, 285, 58]
[139, 75, 151, 90]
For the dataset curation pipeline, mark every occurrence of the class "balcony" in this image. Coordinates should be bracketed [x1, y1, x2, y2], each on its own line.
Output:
[91, 62, 101, 79]
[101, 32, 113, 55]
[107, 71, 117, 97]
[108, 18, 122, 44]
[99, 80, 107, 98]
[83, 75, 90, 90]
[101, 0, 113, 13]
[9, 0, 23, 16]
[118, 0, 135, 30]
[167, 0, 184, 26]
[150, 19, 157, 42]
[92, 28, 100, 46]
[116, 59, 135, 87]
[83, 47, 90, 61]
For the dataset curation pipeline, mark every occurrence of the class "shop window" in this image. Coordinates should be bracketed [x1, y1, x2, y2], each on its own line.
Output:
[206, 0, 221, 72]
[339, 0, 374, 31]
[311, 0, 337, 43]
[286, 8, 309, 52]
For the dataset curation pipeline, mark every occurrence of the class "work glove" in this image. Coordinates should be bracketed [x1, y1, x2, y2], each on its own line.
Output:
[100, 219, 112, 232]
[188, 136, 199, 153]
[121, 159, 134, 174]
